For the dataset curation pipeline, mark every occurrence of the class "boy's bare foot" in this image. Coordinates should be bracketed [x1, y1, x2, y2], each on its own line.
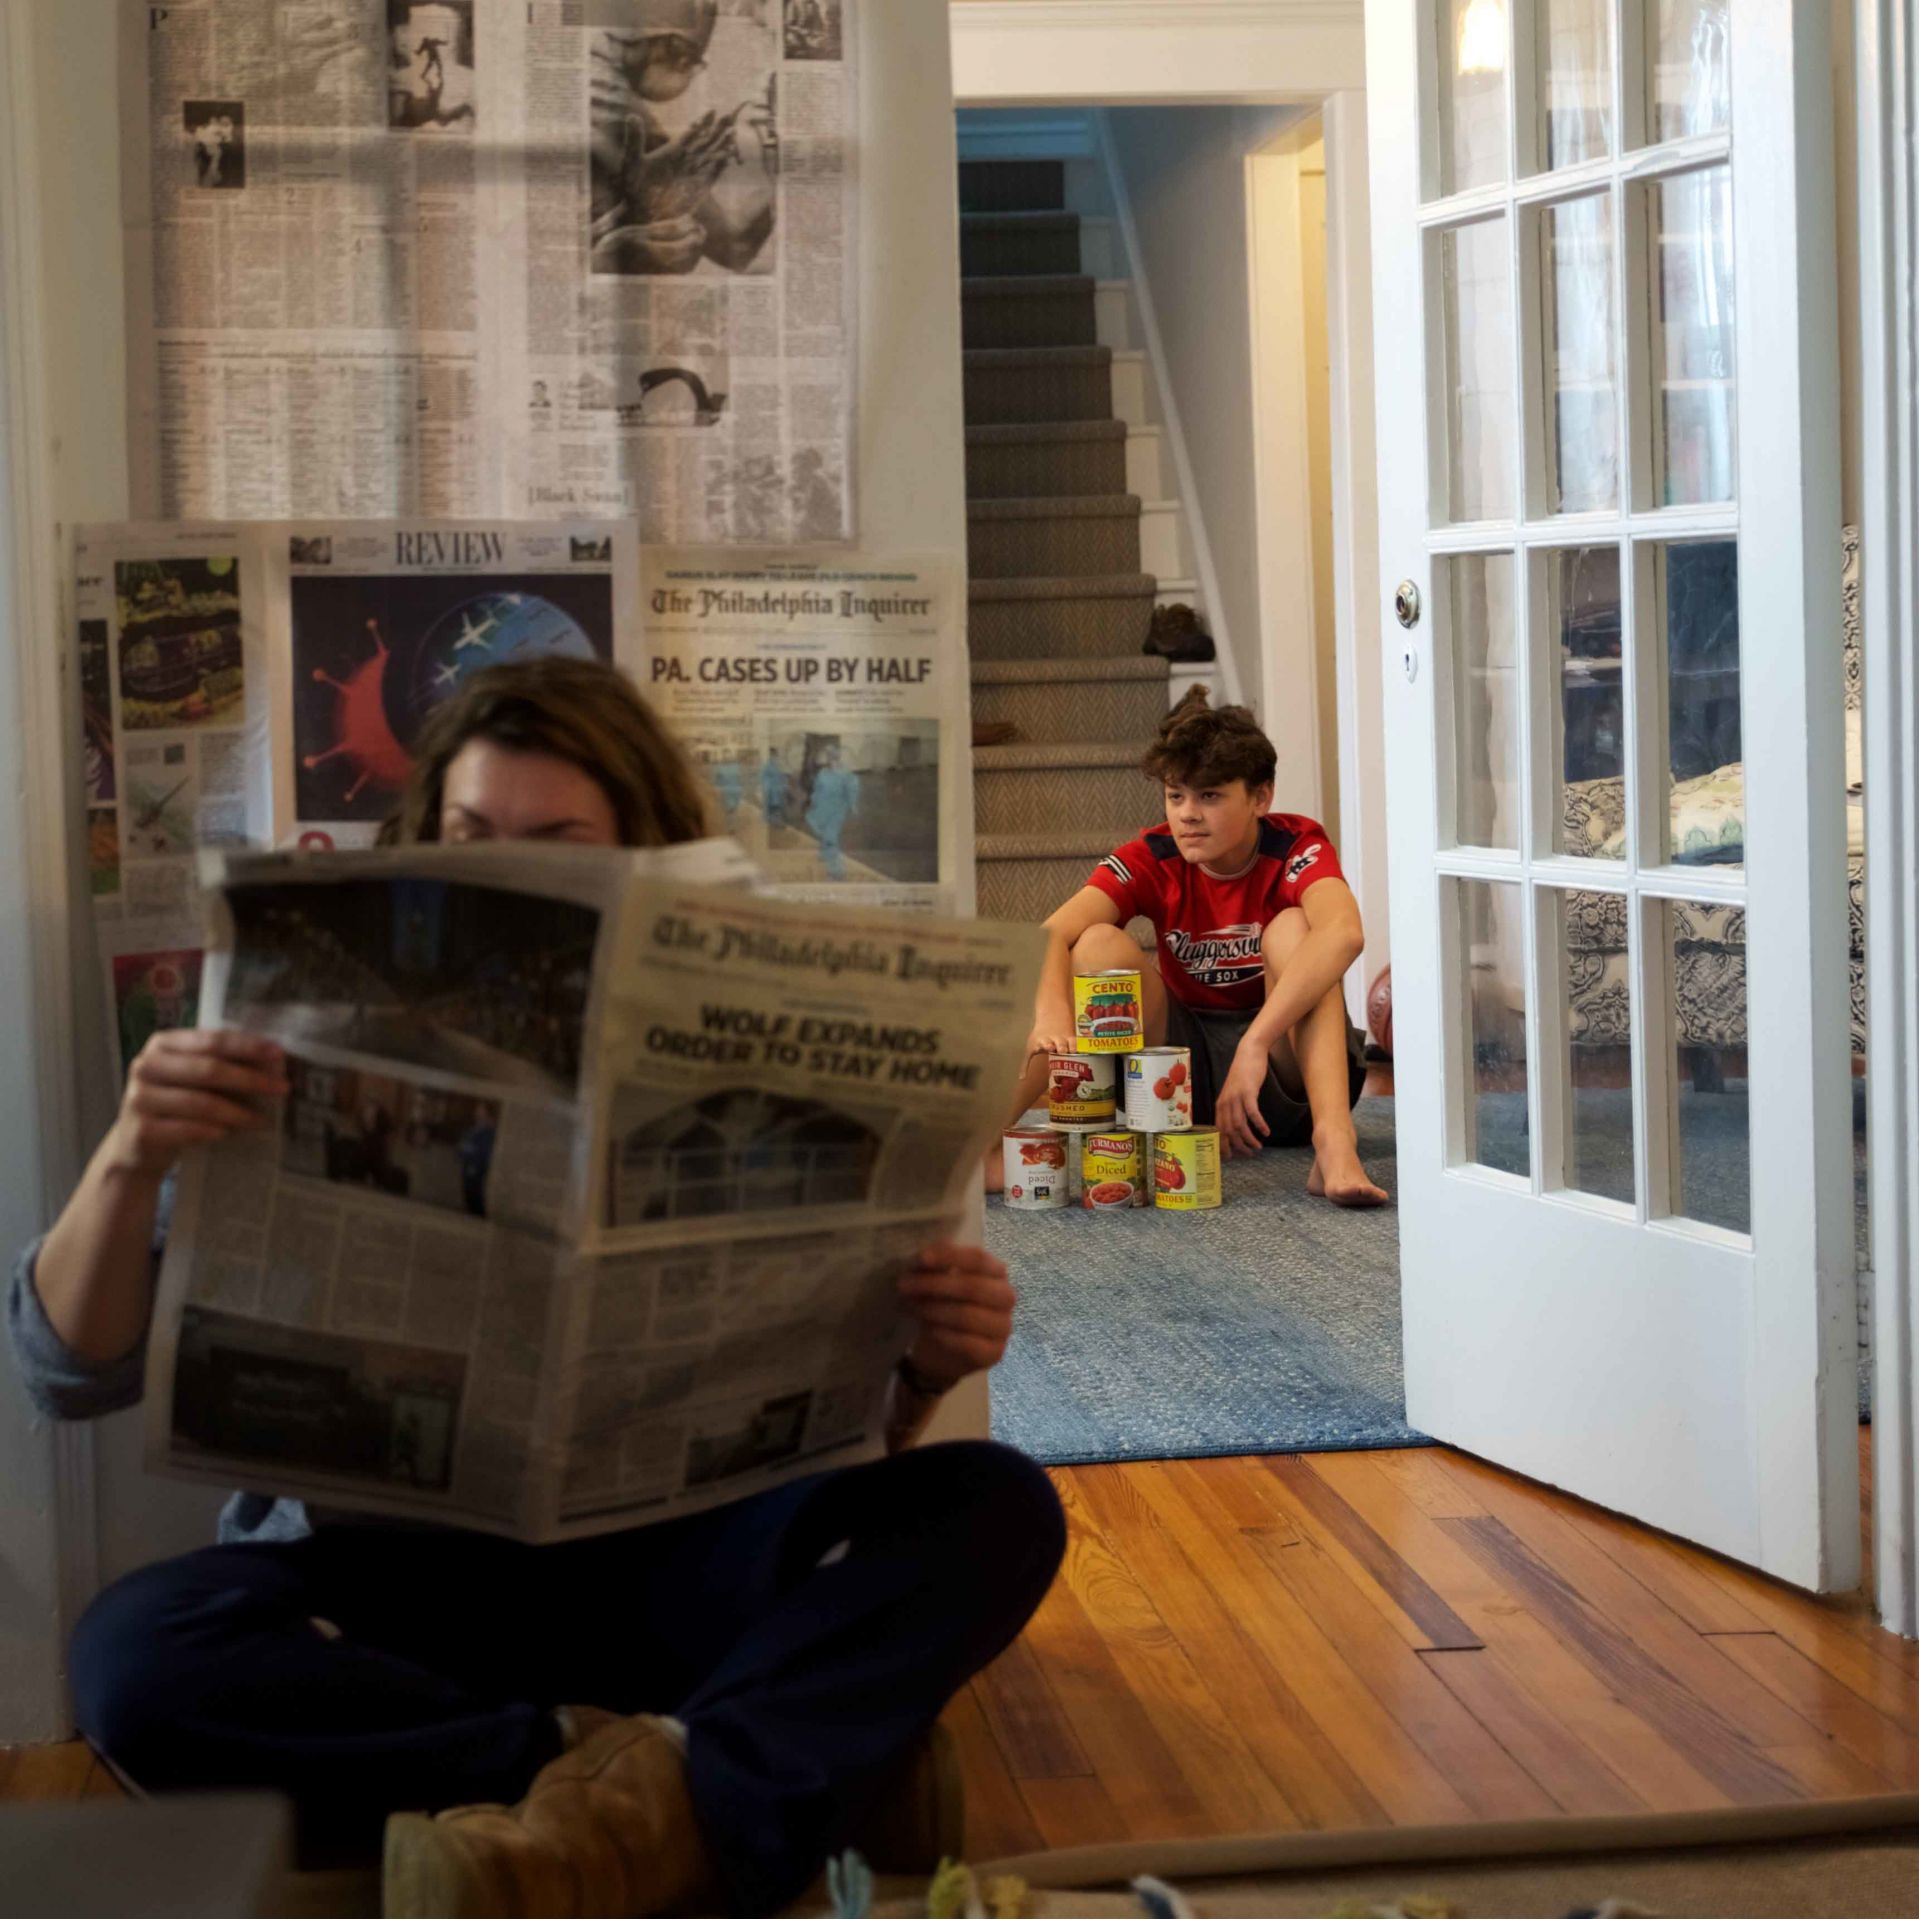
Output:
[983, 1148, 1004, 1195]
[1307, 1140, 1389, 1207]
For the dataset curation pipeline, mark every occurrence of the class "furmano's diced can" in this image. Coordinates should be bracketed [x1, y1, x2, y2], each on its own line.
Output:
[1123, 1048, 1194, 1132]
[1002, 1129, 1069, 1209]
[1072, 969, 1143, 1054]
[1080, 1129, 1147, 1209]
[1153, 1128, 1222, 1210]
[1048, 1052, 1117, 1125]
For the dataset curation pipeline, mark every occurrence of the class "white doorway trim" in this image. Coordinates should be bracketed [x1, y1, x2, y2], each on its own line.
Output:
[950, 1, 1364, 107]
[1246, 134, 1325, 809]
[951, 0, 1388, 1020]
[1855, 0, 1919, 1635]
[0, 0, 97, 1741]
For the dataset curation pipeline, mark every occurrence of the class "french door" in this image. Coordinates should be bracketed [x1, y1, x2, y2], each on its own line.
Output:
[1367, 0, 1856, 1586]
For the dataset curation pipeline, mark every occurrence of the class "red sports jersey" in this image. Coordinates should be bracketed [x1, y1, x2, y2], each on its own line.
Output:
[1085, 813, 1345, 1011]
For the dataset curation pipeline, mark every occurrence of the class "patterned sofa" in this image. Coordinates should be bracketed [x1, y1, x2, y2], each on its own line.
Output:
[1563, 529, 1866, 1059]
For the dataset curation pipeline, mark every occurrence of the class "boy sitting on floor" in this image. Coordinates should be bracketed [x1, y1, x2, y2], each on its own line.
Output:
[1007, 694, 1387, 1206]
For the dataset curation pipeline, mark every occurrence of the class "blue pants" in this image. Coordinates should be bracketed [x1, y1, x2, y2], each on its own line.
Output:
[69, 1441, 1063, 1915]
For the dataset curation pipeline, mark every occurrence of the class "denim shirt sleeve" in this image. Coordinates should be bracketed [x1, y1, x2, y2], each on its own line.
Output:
[5, 1188, 168, 1421]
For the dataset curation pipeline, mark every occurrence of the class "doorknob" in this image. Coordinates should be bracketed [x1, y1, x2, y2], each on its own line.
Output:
[1394, 580, 1420, 682]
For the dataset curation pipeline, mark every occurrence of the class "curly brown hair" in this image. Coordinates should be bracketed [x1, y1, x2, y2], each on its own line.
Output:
[1139, 688, 1277, 792]
[379, 657, 711, 848]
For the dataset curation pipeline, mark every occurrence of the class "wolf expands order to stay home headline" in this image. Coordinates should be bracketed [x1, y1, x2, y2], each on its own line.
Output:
[144, 841, 1041, 1543]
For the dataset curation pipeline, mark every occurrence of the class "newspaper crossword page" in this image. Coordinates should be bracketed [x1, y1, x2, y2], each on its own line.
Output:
[143, 845, 1037, 1540]
[78, 519, 642, 1086]
[122, 0, 857, 542]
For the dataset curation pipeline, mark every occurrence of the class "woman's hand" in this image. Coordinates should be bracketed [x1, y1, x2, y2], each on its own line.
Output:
[896, 1242, 1016, 1393]
[107, 1030, 289, 1181]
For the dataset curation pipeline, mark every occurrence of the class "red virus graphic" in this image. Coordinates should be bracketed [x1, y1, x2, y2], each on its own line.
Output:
[303, 618, 413, 802]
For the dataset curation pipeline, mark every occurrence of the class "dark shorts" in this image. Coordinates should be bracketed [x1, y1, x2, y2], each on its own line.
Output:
[1162, 997, 1367, 1148]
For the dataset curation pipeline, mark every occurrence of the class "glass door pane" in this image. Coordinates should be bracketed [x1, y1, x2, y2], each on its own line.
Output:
[1553, 888, 1637, 1203]
[1444, 551, 1520, 848]
[1537, 0, 1613, 169]
[1642, 166, 1735, 507]
[1437, 218, 1515, 520]
[1454, 877, 1532, 1176]
[1664, 897, 1749, 1232]
[1541, 193, 1619, 511]
[1648, 539, 1742, 867]
[1648, 0, 1730, 144]
[1437, 0, 1510, 193]
[1547, 544, 1625, 855]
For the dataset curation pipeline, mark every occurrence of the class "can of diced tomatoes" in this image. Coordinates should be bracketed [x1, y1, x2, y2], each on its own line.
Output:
[1072, 969, 1143, 1054]
[1080, 1129, 1147, 1208]
[1048, 1052, 1117, 1125]
[1002, 1129, 1069, 1209]
[1123, 1047, 1194, 1132]
[1153, 1127, 1222, 1210]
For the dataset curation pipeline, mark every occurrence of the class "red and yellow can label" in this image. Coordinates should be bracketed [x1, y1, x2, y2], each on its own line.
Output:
[1152, 1128, 1222, 1211]
[1072, 969, 1142, 1055]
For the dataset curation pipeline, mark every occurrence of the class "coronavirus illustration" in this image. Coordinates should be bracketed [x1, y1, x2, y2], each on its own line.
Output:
[291, 577, 612, 823]
[302, 619, 414, 804]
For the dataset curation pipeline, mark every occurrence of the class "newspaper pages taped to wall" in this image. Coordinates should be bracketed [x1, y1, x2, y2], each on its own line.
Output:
[78, 525, 274, 1082]
[144, 842, 1038, 1540]
[77, 519, 641, 1081]
[121, 0, 857, 544]
[641, 550, 957, 910]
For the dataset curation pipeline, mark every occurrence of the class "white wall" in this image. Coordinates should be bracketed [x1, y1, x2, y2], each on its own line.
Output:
[1104, 106, 1312, 744]
[0, 0, 976, 1713]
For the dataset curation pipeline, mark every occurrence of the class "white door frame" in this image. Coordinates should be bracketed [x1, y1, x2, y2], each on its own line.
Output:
[0, 0, 100, 1741]
[1855, 0, 1919, 1635]
[951, 0, 1390, 1023]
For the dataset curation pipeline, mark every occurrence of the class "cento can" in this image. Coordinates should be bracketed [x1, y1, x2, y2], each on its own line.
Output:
[1072, 968, 1143, 1054]
[1048, 1052, 1117, 1125]
[1153, 1128, 1222, 1210]
[1124, 1048, 1194, 1132]
[1080, 1129, 1147, 1209]
[1002, 1129, 1069, 1209]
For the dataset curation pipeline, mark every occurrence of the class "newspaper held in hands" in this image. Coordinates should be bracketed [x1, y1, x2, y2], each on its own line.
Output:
[144, 841, 1040, 1542]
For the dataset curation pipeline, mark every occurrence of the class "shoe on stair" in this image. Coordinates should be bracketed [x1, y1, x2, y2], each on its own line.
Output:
[972, 718, 1020, 749]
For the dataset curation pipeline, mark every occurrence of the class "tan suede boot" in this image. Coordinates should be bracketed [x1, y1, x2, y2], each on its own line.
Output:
[382, 1713, 715, 1919]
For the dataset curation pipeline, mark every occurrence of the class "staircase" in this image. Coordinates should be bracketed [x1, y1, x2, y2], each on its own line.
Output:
[959, 155, 1201, 928]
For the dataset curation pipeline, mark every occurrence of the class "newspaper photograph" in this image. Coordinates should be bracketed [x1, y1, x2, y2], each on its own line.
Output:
[144, 843, 1036, 1540]
[640, 551, 958, 909]
[75, 525, 277, 943]
[122, 1, 858, 542]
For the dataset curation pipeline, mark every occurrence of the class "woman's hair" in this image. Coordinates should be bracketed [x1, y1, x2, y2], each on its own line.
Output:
[1139, 687, 1278, 792]
[381, 657, 711, 848]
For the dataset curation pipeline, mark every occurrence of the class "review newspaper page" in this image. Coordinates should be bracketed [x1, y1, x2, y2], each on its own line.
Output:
[76, 518, 643, 1085]
[121, 0, 857, 542]
[144, 845, 1039, 1540]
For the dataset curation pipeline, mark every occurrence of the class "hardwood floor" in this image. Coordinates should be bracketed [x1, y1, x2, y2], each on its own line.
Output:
[949, 1432, 1915, 1858]
[7, 1436, 1913, 1867]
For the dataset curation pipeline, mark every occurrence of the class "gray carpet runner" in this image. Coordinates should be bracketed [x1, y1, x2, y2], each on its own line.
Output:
[959, 158, 1170, 925]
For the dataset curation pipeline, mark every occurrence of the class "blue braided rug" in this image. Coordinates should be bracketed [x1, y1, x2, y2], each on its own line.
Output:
[987, 1096, 1419, 1465]
[988, 1088, 1869, 1466]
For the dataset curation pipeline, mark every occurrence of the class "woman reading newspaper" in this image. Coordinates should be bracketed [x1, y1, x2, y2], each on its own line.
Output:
[8, 659, 1064, 1919]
